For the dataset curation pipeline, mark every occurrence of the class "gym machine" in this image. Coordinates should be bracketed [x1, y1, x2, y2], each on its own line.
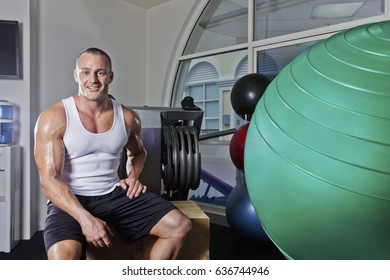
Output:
[118, 97, 203, 200]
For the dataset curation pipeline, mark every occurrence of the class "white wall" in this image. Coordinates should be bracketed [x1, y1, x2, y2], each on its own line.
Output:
[39, 0, 147, 110]
[0, 0, 198, 236]
[0, 0, 39, 239]
[146, 0, 197, 106]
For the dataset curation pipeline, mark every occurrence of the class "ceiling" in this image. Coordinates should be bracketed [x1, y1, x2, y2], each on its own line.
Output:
[122, 0, 172, 9]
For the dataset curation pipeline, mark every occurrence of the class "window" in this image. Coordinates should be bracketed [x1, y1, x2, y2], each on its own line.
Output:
[255, 0, 384, 41]
[187, 62, 220, 131]
[190, 84, 219, 129]
[168, 0, 388, 208]
[184, 0, 248, 55]
[256, 40, 319, 80]
[172, 50, 247, 136]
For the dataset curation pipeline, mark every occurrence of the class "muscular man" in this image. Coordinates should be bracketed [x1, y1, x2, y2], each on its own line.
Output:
[34, 47, 191, 260]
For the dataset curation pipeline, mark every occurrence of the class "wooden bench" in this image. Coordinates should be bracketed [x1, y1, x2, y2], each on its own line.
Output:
[86, 200, 209, 260]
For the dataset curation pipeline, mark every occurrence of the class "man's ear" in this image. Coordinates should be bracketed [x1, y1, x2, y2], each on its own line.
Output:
[109, 71, 114, 84]
[73, 69, 79, 83]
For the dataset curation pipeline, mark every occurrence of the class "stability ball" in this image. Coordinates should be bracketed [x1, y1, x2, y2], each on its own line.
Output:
[244, 21, 390, 259]
[229, 123, 249, 171]
[230, 73, 270, 119]
[225, 184, 268, 242]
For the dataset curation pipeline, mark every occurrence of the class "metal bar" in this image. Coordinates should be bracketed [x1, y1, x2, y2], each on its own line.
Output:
[198, 128, 237, 141]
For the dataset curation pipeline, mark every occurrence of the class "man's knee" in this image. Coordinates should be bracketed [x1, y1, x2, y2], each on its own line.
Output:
[152, 209, 191, 239]
[179, 214, 192, 235]
[47, 240, 83, 260]
[172, 210, 192, 239]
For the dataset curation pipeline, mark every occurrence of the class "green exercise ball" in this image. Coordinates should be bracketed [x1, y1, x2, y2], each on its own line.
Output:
[244, 21, 390, 260]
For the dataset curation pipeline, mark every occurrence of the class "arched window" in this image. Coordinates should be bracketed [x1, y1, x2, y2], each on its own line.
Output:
[186, 61, 220, 131]
[167, 0, 388, 210]
[235, 56, 248, 79]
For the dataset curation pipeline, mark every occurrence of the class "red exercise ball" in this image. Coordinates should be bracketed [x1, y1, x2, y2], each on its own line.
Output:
[229, 123, 249, 170]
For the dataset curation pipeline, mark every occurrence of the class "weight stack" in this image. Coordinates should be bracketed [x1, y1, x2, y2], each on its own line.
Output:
[128, 106, 203, 200]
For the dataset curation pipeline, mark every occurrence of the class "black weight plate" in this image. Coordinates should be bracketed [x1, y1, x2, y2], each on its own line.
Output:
[162, 126, 173, 190]
[190, 126, 201, 190]
[169, 126, 180, 189]
[177, 127, 187, 189]
[183, 127, 194, 187]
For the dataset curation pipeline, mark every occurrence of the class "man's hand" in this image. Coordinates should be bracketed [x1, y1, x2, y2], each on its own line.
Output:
[80, 215, 114, 248]
[119, 172, 147, 199]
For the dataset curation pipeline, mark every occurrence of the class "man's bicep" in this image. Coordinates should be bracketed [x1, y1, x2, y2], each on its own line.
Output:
[125, 131, 145, 157]
[34, 112, 65, 179]
[124, 109, 145, 156]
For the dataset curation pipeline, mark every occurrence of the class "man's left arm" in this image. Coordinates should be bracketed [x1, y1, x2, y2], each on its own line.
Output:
[119, 107, 148, 198]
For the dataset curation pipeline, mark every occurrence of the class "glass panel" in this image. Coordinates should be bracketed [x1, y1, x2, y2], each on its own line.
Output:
[205, 101, 219, 117]
[189, 143, 236, 206]
[171, 49, 247, 108]
[205, 83, 219, 100]
[256, 51, 279, 80]
[194, 102, 204, 111]
[189, 85, 204, 100]
[205, 119, 219, 129]
[256, 40, 318, 80]
[184, 0, 248, 55]
[255, 0, 385, 40]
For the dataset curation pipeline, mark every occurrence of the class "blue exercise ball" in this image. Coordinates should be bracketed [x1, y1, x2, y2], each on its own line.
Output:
[225, 184, 268, 242]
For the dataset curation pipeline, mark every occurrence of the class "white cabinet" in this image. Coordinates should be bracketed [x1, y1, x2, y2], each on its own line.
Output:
[0, 145, 21, 253]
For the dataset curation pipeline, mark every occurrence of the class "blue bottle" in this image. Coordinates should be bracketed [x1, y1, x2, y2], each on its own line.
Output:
[0, 100, 14, 144]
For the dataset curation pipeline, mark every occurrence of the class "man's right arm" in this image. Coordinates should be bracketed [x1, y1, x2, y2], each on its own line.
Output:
[34, 103, 113, 248]
[34, 103, 84, 215]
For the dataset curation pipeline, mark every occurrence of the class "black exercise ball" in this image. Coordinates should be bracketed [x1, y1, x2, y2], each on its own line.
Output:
[230, 73, 271, 118]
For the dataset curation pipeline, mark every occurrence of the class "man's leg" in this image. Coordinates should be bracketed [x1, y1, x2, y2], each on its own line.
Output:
[44, 202, 87, 260]
[47, 240, 83, 260]
[148, 209, 192, 260]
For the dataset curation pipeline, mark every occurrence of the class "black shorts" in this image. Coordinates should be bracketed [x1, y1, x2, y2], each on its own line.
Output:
[43, 186, 176, 255]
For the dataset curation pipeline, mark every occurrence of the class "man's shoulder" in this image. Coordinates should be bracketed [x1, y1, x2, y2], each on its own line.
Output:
[120, 104, 138, 118]
[36, 101, 67, 128]
[120, 105, 141, 129]
[42, 101, 66, 116]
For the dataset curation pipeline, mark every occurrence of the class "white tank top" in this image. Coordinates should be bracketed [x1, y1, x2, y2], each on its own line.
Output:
[60, 96, 128, 196]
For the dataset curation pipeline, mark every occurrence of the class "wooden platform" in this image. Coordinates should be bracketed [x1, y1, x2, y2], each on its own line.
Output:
[86, 200, 210, 260]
